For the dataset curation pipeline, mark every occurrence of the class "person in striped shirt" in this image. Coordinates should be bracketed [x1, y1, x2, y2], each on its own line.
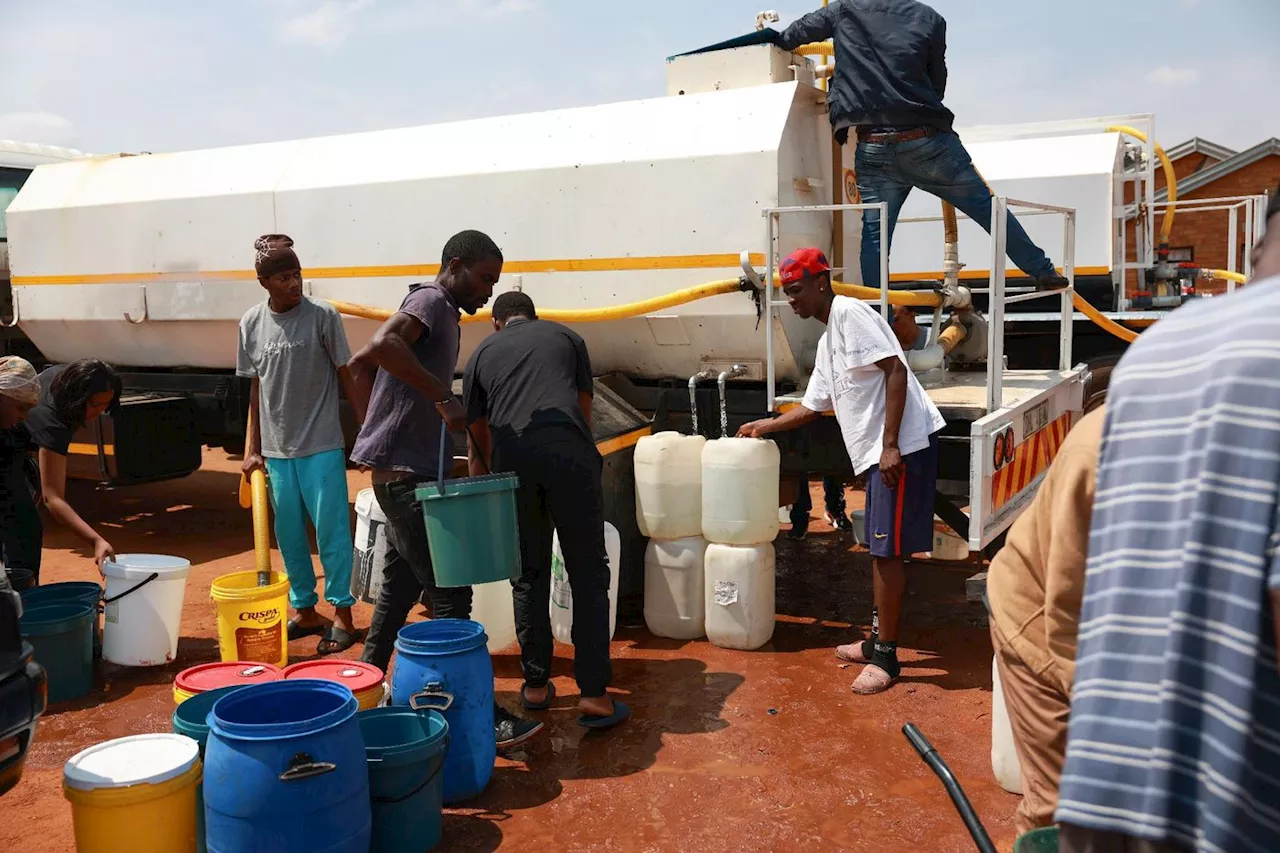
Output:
[1055, 187, 1280, 853]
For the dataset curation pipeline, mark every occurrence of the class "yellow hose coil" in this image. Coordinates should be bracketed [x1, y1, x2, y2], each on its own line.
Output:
[250, 469, 271, 576]
[831, 281, 942, 307]
[1106, 125, 1177, 244]
[794, 41, 834, 57]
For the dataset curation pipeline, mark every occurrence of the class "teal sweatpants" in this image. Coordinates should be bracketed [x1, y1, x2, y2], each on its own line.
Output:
[265, 449, 355, 609]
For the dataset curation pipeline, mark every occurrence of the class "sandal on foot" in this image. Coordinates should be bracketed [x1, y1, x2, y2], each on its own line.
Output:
[316, 625, 358, 655]
[521, 681, 556, 711]
[835, 641, 872, 664]
[287, 619, 327, 641]
[578, 699, 631, 730]
[850, 664, 896, 695]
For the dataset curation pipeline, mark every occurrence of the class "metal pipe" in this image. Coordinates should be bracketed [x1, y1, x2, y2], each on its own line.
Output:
[718, 364, 748, 438]
[766, 213, 777, 412]
[688, 369, 716, 436]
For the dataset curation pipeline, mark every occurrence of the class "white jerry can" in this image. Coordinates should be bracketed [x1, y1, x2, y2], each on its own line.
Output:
[549, 522, 621, 644]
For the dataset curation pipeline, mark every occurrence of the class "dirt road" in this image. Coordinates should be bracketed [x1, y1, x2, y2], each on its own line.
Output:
[5, 450, 1017, 852]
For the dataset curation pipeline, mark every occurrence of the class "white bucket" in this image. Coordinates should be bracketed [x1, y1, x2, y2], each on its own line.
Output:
[351, 488, 389, 605]
[102, 554, 191, 667]
[473, 580, 517, 653]
[549, 522, 621, 644]
[991, 655, 1025, 795]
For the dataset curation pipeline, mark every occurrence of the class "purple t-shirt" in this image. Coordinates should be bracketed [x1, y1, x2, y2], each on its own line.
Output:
[350, 283, 460, 478]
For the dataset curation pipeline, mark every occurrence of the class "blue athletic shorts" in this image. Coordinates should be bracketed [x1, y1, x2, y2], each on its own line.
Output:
[864, 432, 940, 558]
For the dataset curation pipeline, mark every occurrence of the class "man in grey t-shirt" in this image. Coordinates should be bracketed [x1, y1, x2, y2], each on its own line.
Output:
[238, 234, 364, 654]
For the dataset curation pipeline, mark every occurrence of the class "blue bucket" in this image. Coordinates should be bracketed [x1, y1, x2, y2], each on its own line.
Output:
[22, 582, 103, 659]
[172, 685, 244, 853]
[20, 601, 95, 704]
[390, 619, 494, 803]
[204, 680, 371, 853]
[360, 707, 450, 853]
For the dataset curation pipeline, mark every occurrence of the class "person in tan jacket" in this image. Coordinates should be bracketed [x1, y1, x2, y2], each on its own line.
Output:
[986, 405, 1105, 836]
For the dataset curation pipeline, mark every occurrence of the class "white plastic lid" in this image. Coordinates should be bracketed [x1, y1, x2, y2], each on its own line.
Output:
[102, 554, 192, 581]
[64, 734, 199, 791]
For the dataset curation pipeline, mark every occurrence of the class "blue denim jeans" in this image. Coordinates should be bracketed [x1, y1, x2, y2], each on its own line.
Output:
[791, 476, 847, 528]
[854, 131, 1056, 288]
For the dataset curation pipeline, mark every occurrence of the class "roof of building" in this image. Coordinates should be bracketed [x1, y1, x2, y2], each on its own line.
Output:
[1164, 137, 1237, 163]
[1156, 137, 1280, 201]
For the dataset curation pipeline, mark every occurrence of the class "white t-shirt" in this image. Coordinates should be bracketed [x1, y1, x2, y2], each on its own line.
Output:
[801, 296, 946, 475]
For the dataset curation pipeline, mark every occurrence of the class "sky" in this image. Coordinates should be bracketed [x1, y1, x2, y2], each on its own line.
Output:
[2, 0, 1277, 155]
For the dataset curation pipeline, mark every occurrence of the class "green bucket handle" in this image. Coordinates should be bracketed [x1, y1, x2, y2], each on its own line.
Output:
[436, 419, 495, 494]
[369, 731, 452, 804]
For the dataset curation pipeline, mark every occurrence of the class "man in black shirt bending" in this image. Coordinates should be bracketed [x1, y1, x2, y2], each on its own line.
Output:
[463, 292, 628, 730]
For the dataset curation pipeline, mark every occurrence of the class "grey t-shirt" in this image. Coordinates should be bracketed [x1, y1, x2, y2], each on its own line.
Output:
[237, 297, 351, 459]
[350, 283, 461, 478]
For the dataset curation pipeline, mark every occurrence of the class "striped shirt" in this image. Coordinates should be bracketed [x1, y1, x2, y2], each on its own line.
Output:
[1055, 277, 1280, 852]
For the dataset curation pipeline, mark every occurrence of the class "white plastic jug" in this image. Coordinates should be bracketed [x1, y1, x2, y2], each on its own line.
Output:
[102, 554, 191, 667]
[991, 656, 1025, 794]
[701, 438, 781, 546]
[550, 522, 621, 644]
[473, 580, 517, 653]
[351, 488, 389, 605]
[635, 432, 706, 540]
[704, 542, 775, 651]
[643, 536, 708, 640]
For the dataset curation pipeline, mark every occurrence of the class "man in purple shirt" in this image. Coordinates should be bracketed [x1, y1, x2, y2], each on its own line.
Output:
[348, 230, 541, 750]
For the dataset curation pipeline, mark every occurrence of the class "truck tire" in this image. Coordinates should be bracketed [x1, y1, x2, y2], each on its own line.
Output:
[1084, 354, 1121, 414]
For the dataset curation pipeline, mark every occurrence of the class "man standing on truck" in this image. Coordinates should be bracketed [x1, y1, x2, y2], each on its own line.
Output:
[463, 291, 629, 730]
[769, 1, 1069, 291]
[1053, 189, 1280, 853]
[239, 235, 363, 654]
[348, 230, 542, 749]
[739, 248, 945, 694]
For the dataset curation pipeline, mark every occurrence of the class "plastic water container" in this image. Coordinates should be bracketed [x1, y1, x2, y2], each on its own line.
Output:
[472, 581, 517, 653]
[209, 571, 291, 669]
[351, 488, 389, 605]
[643, 536, 708, 640]
[701, 439, 780, 546]
[21, 601, 96, 703]
[173, 661, 282, 705]
[360, 706, 450, 853]
[634, 432, 706, 539]
[63, 733, 202, 853]
[21, 581, 103, 659]
[102, 554, 191, 667]
[283, 660, 385, 711]
[704, 543, 776, 651]
[172, 685, 245, 853]
[390, 620, 494, 804]
[549, 521, 622, 643]
[204, 680, 371, 853]
[992, 656, 1024, 795]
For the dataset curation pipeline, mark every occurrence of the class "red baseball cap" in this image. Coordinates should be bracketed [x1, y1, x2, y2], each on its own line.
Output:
[779, 247, 831, 285]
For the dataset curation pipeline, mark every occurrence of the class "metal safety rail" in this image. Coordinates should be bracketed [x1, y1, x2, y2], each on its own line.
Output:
[1151, 194, 1269, 287]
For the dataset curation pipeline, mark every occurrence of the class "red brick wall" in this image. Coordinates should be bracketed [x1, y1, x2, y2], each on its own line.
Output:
[1123, 152, 1280, 297]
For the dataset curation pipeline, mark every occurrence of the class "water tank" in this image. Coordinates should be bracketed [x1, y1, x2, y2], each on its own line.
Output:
[635, 432, 706, 539]
[704, 542, 775, 651]
[701, 438, 780, 545]
[643, 536, 708, 641]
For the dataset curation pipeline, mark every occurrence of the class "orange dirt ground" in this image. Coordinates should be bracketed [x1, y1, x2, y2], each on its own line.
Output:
[5, 449, 1018, 852]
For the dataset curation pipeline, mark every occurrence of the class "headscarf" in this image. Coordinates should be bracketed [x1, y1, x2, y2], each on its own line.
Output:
[254, 234, 301, 280]
[0, 356, 40, 407]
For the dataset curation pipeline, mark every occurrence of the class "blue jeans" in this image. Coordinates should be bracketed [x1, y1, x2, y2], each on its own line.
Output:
[855, 131, 1056, 288]
[265, 449, 356, 609]
[791, 476, 847, 528]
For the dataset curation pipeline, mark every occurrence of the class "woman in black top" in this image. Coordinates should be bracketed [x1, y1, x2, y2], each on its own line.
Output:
[0, 356, 43, 579]
[3, 360, 122, 580]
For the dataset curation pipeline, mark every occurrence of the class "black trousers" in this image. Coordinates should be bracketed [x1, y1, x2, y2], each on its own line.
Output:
[360, 478, 474, 673]
[0, 478, 42, 583]
[497, 429, 612, 698]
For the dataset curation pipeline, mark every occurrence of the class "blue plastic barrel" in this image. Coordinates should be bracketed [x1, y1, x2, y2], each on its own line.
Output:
[390, 619, 494, 803]
[360, 707, 450, 852]
[20, 601, 95, 703]
[171, 685, 244, 853]
[22, 582, 103, 659]
[203, 680, 371, 853]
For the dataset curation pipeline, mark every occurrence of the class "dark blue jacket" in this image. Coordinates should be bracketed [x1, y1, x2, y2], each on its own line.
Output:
[777, 0, 955, 135]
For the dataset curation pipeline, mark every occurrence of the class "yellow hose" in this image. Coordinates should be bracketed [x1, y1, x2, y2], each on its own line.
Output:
[1072, 292, 1138, 343]
[1207, 269, 1247, 284]
[832, 281, 942, 307]
[1106, 125, 1177, 244]
[795, 41, 834, 57]
[250, 470, 271, 578]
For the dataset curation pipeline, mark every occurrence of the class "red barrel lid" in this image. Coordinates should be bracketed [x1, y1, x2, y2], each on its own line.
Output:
[282, 660, 384, 694]
[175, 661, 283, 694]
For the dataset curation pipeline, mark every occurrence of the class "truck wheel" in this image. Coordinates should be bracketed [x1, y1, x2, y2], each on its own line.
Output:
[1084, 354, 1121, 414]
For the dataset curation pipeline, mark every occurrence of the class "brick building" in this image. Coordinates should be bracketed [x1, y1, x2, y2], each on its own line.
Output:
[1124, 136, 1279, 295]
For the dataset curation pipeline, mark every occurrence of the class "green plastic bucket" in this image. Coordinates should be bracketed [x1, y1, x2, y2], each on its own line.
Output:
[20, 601, 95, 704]
[1013, 827, 1059, 852]
[172, 685, 244, 853]
[22, 582, 103, 660]
[415, 431, 519, 588]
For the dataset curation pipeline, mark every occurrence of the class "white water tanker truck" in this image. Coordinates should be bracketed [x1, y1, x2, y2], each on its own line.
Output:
[1, 38, 1260, 574]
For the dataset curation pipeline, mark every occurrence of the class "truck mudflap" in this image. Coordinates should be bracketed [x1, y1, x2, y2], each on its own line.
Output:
[967, 366, 1087, 551]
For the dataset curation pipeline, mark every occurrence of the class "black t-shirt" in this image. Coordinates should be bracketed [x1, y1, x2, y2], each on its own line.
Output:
[0, 367, 73, 512]
[462, 318, 593, 449]
[23, 366, 74, 456]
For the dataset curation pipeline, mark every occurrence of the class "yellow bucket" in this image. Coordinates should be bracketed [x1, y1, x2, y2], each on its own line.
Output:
[282, 660, 386, 710]
[210, 570, 290, 669]
[64, 733, 202, 853]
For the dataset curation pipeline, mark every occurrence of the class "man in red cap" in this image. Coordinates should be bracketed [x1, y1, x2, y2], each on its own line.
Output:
[739, 248, 945, 694]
